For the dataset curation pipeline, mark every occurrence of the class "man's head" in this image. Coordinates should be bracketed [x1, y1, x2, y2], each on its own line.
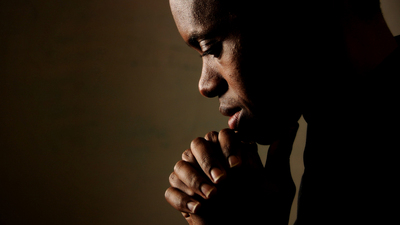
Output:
[170, 0, 306, 144]
[169, 0, 390, 144]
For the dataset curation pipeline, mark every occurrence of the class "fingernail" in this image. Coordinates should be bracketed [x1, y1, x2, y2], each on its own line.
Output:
[187, 202, 200, 213]
[228, 155, 241, 168]
[201, 183, 216, 199]
[211, 168, 225, 183]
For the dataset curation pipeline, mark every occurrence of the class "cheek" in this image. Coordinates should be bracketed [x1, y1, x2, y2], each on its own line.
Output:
[217, 55, 251, 104]
[217, 40, 249, 96]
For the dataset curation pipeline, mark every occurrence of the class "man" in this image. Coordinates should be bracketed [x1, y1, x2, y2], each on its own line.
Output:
[165, 0, 399, 224]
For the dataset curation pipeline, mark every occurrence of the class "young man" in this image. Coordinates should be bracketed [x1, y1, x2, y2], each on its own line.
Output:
[165, 0, 399, 224]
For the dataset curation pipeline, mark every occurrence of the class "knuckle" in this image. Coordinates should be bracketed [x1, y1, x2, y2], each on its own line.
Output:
[200, 155, 213, 170]
[186, 188, 195, 197]
[182, 212, 191, 218]
[219, 128, 233, 136]
[164, 187, 188, 211]
[219, 128, 235, 143]
[164, 187, 173, 200]
[187, 173, 202, 190]
[169, 172, 177, 184]
[173, 160, 186, 173]
[204, 131, 218, 142]
[190, 137, 206, 150]
[190, 137, 215, 172]
[219, 128, 236, 154]
[182, 149, 193, 161]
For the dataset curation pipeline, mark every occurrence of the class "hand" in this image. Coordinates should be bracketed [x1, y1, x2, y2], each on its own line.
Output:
[165, 124, 299, 224]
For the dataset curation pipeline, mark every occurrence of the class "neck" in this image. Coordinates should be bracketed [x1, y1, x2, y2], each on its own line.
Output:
[342, 13, 398, 74]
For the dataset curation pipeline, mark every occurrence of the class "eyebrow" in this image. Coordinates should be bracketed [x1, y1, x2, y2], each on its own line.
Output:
[188, 34, 201, 48]
[186, 26, 223, 49]
[187, 32, 208, 49]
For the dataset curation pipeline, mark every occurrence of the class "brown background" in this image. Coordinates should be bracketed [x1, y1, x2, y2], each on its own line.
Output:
[1, 1, 399, 224]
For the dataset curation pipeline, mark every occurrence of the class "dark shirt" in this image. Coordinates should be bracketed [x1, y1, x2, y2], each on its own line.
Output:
[296, 35, 400, 224]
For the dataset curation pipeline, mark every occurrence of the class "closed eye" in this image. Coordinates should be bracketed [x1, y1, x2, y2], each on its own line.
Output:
[201, 41, 222, 58]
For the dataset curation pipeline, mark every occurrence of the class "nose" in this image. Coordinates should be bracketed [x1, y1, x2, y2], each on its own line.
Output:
[198, 59, 227, 98]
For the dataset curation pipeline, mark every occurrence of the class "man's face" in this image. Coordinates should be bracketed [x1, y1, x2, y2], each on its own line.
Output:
[170, 0, 303, 144]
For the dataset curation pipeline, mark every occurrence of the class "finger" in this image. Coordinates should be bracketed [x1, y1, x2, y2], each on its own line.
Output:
[204, 131, 228, 170]
[190, 137, 227, 184]
[219, 129, 262, 169]
[181, 212, 194, 225]
[174, 160, 217, 199]
[204, 131, 219, 143]
[169, 171, 195, 197]
[218, 129, 242, 168]
[182, 212, 190, 218]
[182, 148, 195, 163]
[182, 148, 201, 170]
[165, 187, 201, 214]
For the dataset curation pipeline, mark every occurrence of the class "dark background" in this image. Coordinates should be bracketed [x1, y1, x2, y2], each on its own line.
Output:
[1, 0, 399, 224]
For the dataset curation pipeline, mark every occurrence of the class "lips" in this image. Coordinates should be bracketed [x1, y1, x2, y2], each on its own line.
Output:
[219, 104, 243, 130]
[228, 110, 241, 130]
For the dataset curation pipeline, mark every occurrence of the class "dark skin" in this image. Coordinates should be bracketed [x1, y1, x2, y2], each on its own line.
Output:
[165, 0, 397, 224]
[165, 0, 301, 224]
[166, 127, 299, 225]
[167, 0, 303, 145]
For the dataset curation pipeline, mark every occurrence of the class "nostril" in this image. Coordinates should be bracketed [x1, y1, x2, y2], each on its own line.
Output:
[199, 81, 215, 98]
[199, 59, 228, 98]
[198, 75, 228, 98]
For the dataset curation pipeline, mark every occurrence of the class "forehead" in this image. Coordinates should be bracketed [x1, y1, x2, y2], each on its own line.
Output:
[169, 0, 229, 40]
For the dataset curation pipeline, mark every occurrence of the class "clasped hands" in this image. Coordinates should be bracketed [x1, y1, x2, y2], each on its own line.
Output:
[165, 124, 299, 225]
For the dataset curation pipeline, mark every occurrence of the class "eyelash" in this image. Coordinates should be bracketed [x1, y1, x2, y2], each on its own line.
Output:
[201, 41, 222, 58]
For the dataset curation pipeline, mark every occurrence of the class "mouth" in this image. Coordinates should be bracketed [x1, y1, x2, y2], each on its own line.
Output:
[228, 110, 241, 130]
[219, 106, 242, 130]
